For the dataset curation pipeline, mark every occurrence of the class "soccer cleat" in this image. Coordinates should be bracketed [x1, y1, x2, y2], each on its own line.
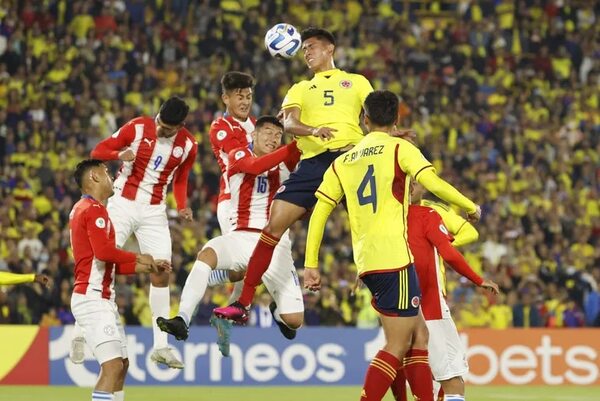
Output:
[270, 302, 297, 340]
[213, 301, 250, 324]
[156, 316, 189, 341]
[150, 347, 184, 369]
[210, 315, 233, 357]
[69, 336, 85, 364]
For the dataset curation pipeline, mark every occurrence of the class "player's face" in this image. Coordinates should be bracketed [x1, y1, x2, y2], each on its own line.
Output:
[252, 123, 283, 156]
[302, 37, 334, 71]
[222, 88, 253, 120]
[156, 116, 182, 138]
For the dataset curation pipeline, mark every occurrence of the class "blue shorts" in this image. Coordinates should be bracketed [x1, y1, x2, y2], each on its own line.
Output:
[274, 150, 342, 210]
[361, 264, 421, 317]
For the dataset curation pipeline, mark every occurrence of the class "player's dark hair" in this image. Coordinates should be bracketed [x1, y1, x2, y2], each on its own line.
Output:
[364, 90, 399, 127]
[158, 96, 189, 125]
[221, 71, 255, 93]
[255, 115, 283, 131]
[301, 28, 336, 46]
[74, 159, 105, 189]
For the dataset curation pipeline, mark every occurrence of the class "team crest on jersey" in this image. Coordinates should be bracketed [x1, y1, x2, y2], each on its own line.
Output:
[216, 130, 227, 141]
[172, 146, 184, 158]
[340, 80, 352, 88]
[234, 150, 246, 160]
[439, 224, 449, 235]
[95, 217, 106, 228]
[411, 296, 420, 308]
[276, 185, 286, 194]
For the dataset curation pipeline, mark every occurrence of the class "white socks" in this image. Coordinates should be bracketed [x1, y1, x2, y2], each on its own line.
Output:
[149, 285, 170, 349]
[92, 391, 113, 400]
[208, 269, 230, 286]
[114, 391, 124, 401]
[178, 260, 212, 326]
[444, 395, 465, 401]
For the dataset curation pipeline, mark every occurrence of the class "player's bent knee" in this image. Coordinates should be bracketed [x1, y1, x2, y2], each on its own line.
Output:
[229, 270, 245, 282]
[281, 313, 303, 329]
[96, 341, 124, 366]
[197, 247, 217, 268]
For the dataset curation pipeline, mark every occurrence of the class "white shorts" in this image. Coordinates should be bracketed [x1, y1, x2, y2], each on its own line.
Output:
[217, 199, 233, 235]
[107, 195, 172, 260]
[71, 293, 127, 364]
[426, 318, 468, 381]
[204, 230, 303, 314]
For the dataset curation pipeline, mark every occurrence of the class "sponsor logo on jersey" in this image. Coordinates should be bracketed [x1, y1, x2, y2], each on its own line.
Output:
[340, 80, 352, 88]
[95, 217, 106, 229]
[172, 146, 184, 158]
[217, 130, 227, 140]
[143, 138, 154, 146]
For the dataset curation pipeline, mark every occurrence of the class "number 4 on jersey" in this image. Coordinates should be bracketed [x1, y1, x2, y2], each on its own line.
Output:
[357, 164, 377, 213]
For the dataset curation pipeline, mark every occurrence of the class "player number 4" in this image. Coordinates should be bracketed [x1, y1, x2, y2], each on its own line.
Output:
[357, 164, 377, 213]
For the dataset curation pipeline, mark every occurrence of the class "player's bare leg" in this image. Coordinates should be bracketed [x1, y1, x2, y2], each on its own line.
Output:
[399, 311, 434, 401]
[361, 314, 419, 401]
[112, 358, 129, 401]
[92, 357, 124, 401]
[149, 270, 183, 369]
[439, 376, 464, 400]
[214, 199, 307, 323]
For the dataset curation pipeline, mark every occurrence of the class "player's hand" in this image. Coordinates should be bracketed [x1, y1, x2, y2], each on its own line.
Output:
[390, 126, 416, 144]
[118, 149, 136, 161]
[467, 205, 481, 223]
[153, 259, 172, 273]
[311, 126, 337, 141]
[480, 279, 500, 295]
[135, 254, 155, 273]
[303, 268, 321, 291]
[34, 274, 50, 288]
[178, 208, 193, 221]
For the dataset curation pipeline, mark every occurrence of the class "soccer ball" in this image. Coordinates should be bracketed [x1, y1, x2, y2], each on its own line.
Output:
[264, 23, 302, 59]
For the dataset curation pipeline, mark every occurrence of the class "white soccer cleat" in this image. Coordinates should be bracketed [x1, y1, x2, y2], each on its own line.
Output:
[150, 347, 184, 369]
[69, 336, 86, 364]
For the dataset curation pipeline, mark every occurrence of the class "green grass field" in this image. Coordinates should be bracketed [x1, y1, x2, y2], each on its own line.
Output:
[1, 386, 599, 401]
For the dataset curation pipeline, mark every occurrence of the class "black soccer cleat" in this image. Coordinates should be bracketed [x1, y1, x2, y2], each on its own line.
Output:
[156, 316, 189, 341]
[270, 302, 297, 340]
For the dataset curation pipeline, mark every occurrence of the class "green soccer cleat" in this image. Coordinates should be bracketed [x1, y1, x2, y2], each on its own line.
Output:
[210, 315, 233, 357]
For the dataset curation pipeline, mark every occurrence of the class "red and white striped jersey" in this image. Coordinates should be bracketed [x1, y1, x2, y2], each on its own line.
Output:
[209, 115, 256, 203]
[407, 205, 483, 320]
[91, 116, 198, 209]
[69, 196, 137, 301]
[227, 144, 300, 231]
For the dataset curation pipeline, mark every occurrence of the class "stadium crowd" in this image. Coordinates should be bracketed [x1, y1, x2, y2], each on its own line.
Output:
[0, 0, 599, 330]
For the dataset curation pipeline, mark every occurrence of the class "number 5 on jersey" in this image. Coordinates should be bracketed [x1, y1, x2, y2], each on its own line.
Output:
[357, 164, 377, 213]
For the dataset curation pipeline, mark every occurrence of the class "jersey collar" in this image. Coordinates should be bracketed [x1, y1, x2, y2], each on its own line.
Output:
[314, 68, 340, 78]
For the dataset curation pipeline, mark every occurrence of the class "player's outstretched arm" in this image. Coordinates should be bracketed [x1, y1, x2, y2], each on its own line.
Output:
[452, 220, 479, 247]
[173, 140, 198, 219]
[228, 142, 300, 176]
[91, 120, 138, 160]
[0, 271, 36, 285]
[304, 199, 336, 291]
[416, 169, 480, 221]
[282, 107, 336, 140]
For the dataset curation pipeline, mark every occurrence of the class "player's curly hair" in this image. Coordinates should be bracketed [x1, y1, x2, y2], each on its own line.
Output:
[221, 71, 255, 93]
[159, 96, 189, 125]
[74, 159, 105, 189]
[364, 90, 399, 127]
[301, 27, 336, 46]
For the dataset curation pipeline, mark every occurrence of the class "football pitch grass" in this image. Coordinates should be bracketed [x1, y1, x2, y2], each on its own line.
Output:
[2, 385, 599, 401]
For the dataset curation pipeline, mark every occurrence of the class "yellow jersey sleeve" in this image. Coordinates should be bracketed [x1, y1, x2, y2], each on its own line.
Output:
[396, 139, 434, 179]
[281, 82, 305, 110]
[355, 74, 374, 104]
[315, 162, 345, 206]
[0, 272, 35, 285]
[421, 200, 479, 247]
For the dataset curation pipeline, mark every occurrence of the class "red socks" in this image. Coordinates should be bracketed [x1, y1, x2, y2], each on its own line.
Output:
[238, 231, 280, 306]
[391, 367, 407, 401]
[360, 350, 401, 401]
[403, 348, 434, 401]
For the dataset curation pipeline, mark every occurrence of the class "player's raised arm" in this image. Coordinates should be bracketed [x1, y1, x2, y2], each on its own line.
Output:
[0, 271, 36, 285]
[282, 83, 336, 140]
[172, 138, 198, 220]
[396, 139, 480, 220]
[91, 119, 139, 161]
[228, 142, 299, 176]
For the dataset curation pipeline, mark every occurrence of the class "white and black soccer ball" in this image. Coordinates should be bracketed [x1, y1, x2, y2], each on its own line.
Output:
[264, 23, 302, 59]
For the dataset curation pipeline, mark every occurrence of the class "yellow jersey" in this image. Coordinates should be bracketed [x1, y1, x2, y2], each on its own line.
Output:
[314, 132, 433, 275]
[420, 199, 479, 247]
[0, 272, 35, 286]
[281, 68, 373, 159]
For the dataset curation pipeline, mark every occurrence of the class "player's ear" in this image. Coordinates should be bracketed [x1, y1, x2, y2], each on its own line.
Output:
[250, 129, 257, 142]
[221, 92, 229, 106]
[364, 114, 371, 130]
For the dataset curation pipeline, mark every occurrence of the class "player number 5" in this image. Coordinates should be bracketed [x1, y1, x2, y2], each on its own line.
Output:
[357, 164, 377, 213]
[324, 90, 334, 106]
